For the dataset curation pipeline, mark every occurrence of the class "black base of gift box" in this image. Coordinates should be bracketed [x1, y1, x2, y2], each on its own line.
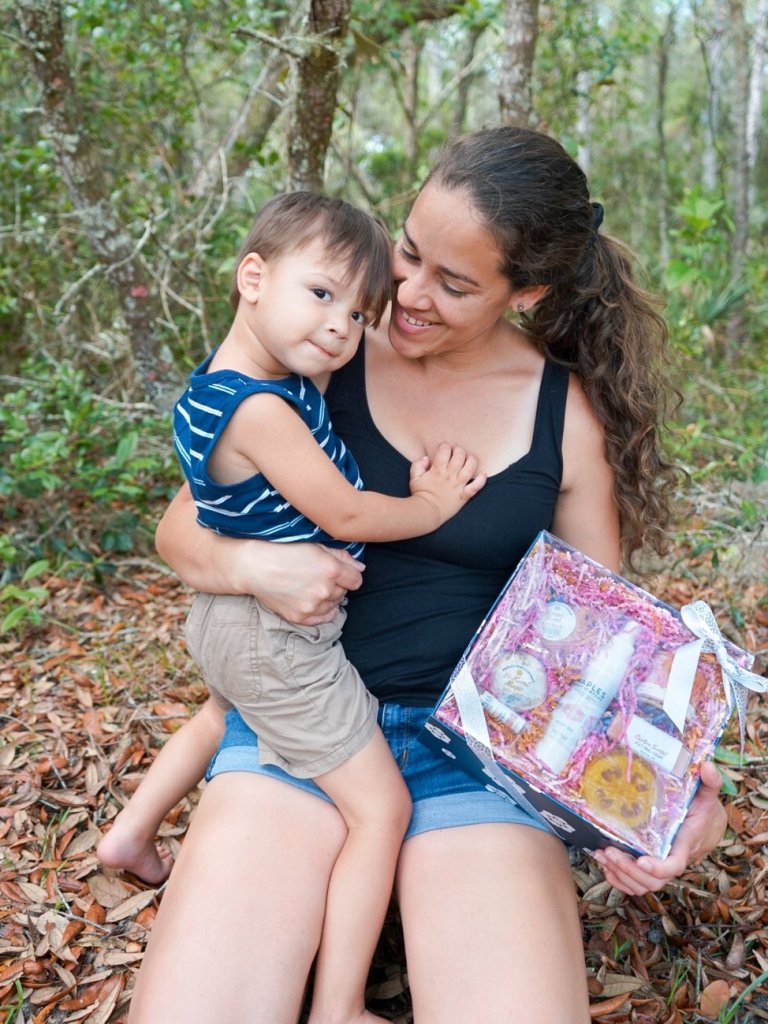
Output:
[420, 711, 666, 857]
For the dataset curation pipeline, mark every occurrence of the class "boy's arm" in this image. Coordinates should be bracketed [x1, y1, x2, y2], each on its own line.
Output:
[224, 393, 485, 542]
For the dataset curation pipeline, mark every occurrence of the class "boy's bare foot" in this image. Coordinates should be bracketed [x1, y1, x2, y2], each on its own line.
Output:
[97, 818, 174, 885]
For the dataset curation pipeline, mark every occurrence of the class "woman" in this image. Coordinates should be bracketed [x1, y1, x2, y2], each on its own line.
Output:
[128, 127, 726, 1024]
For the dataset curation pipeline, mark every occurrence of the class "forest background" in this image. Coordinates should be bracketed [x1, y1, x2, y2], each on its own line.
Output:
[1, 1, 767, 1023]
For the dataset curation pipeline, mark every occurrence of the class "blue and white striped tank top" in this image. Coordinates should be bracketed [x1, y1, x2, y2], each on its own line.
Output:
[173, 352, 365, 559]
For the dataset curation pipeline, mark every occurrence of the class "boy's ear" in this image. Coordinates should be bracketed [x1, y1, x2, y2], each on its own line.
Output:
[237, 252, 265, 303]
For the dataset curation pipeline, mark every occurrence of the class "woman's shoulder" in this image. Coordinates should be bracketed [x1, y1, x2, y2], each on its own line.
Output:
[555, 371, 620, 568]
[562, 371, 601, 438]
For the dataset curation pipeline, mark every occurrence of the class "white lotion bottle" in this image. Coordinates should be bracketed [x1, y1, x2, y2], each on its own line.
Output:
[535, 621, 640, 775]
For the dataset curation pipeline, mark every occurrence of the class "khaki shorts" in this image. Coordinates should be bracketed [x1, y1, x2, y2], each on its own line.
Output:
[185, 593, 378, 778]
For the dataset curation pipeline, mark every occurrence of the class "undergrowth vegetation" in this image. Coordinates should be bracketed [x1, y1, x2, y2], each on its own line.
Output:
[0, 357, 178, 631]
[669, 359, 766, 576]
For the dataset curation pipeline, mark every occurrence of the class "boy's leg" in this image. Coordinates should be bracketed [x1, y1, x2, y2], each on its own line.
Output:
[97, 696, 225, 883]
[307, 727, 411, 1024]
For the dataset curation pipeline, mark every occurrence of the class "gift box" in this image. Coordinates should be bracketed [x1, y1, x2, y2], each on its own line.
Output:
[421, 531, 763, 858]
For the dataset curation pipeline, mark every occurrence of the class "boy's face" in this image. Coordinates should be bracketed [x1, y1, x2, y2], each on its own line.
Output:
[242, 238, 375, 379]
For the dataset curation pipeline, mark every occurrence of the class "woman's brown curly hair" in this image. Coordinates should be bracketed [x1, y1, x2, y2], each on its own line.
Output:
[426, 126, 681, 567]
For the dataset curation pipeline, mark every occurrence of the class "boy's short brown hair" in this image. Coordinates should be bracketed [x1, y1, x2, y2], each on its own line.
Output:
[230, 192, 392, 326]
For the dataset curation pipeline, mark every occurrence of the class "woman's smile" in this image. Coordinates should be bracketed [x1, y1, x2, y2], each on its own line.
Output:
[397, 307, 435, 330]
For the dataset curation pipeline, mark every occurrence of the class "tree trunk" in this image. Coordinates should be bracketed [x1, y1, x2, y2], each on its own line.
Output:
[727, 0, 749, 351]
[286, 0, 350, 191]
[697, 0, 726, 192]
[498, 0, 540, 126]
[656, 7, 677, 270]
[403, 35, 423, 166]
[451, 26, 483, 135]
[15, 0, 163, 395]
[575, 68, 592, 178]
[746, 0, 768, 206]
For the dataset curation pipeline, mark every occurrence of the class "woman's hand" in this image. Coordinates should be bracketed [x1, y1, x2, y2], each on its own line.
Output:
[591, 761, 727, 895]
[156, 484, 365, 624]
[240, 542, 365, 624]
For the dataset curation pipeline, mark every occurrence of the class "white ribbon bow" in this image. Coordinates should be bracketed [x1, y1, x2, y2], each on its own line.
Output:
[681, 600, 767, 748]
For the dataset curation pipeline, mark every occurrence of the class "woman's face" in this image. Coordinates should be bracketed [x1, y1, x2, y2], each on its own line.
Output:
[388, 183, 519, 360]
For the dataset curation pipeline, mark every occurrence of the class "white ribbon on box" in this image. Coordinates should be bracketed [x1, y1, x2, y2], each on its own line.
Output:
[453, 600, 764, 790]
[680, 600, 767, 748]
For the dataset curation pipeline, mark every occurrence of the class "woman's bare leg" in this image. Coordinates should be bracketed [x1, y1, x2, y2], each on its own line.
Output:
[128, 773, 348, 1024]
[396, 823, 590, 1024]
[308, 728, 412, 1024]
[97, 698, 225, 883]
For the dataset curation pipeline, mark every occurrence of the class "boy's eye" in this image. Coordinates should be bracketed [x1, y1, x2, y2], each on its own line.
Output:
[312, 287, 332, 301]
[351, 311, 369, 326]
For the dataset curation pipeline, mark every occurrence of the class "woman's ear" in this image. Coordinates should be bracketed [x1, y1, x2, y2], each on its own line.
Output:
[237, 252, 265, 304]
[508, 283, 550, 315]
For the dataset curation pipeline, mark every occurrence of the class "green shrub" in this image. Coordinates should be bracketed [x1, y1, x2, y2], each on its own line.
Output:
[0, 355, 180, 630]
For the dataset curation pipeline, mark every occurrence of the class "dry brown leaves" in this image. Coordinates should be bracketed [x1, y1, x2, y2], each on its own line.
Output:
[1, 552, 766, 1024]
[0, 569, 200, 1024]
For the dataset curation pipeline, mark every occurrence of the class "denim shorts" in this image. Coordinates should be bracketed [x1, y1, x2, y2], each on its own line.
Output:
[206, 702, 549, 841]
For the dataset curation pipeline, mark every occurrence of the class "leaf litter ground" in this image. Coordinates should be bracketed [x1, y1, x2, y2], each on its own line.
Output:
[1, 530, 766, 1024]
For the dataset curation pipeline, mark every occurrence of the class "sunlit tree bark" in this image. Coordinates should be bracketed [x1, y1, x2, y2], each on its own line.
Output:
[656, 6, 677, 269]
[746, 0, 768, 206]
[727, 0, 749, 350]
[498, 0, 539, 126]
[729, 0, 749, 274]
[286, 0, 351, 191]
[696, 0, 726, 191]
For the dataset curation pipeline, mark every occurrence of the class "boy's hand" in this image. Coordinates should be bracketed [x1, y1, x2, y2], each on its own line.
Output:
[409, 443, 486, 524]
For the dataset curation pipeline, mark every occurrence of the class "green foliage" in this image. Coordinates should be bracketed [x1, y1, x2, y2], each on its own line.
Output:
[0, 0, 292, 374]
[0, 559, 51, 634]
[0, 980, 25, 1024]
[669, 357, 767, 484]
[662, 186, 766, 579]
[664, 188, 749, 354]
[666, 958, 690, 1006]
[0, 355, 180, 630]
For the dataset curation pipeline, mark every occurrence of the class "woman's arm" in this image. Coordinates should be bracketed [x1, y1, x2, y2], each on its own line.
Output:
[551, 375, 621, 570]
[553, 377, 726, 890]
[156, 484, 365, 624]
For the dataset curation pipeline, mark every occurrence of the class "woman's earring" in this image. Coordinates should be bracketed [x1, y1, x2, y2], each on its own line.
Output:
[517, 302, 525, 313]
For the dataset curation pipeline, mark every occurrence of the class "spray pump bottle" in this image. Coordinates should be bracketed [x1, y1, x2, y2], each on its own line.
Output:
[534, 620, 640, 775]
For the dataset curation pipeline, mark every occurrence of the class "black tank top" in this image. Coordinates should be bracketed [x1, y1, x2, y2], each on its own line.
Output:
[325, 344, 569, 705]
